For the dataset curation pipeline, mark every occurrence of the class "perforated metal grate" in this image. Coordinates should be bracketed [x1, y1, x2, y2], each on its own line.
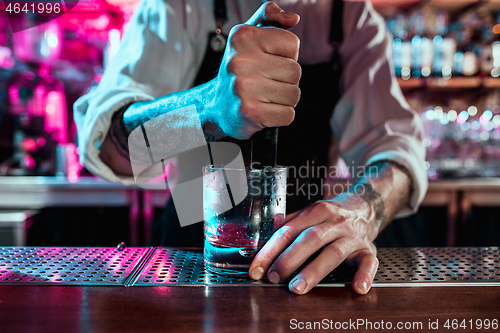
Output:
[0, 247, 148, 285]
[0, 247, 498, 287]
[133, 248, 268, 286]
[371, 247, 500, 287]
[132, 247, 500, 287]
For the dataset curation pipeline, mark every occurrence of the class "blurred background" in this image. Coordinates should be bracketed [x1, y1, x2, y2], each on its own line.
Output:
[0, 0, 499, 248]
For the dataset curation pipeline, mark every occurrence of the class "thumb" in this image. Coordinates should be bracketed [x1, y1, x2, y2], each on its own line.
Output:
[245, 1, 300, 29]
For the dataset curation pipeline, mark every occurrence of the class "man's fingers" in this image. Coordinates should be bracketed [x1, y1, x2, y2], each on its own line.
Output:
[248, 225, 299, 280]
[228, 53, 301, 85]
[229, 25, 300, 61]
[259, 80, 301, 107]
[234, 74, 300, 107]
[239, 100, 295, 128]
[348, 249, 379, 295]
[288, 238, 354, 295]
[245, 1, 300, 29]
[261, 54, 302, 85]
[234, 1, 300, 61]
[248, 202, 334, 280]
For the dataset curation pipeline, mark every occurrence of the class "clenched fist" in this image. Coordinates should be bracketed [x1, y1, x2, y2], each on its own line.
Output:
[212, 1, 302, 139]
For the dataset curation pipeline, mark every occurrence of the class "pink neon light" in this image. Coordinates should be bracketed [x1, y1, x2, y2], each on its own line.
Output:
[68, 171, 78, 183]
[479, 115, 488, 125]
[65, 143, 83, 182]
[45, 90, 68, 143]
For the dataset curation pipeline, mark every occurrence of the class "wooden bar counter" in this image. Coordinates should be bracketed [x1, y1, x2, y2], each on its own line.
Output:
[1, 285, 499, 332]
[1, 246, 499, 332]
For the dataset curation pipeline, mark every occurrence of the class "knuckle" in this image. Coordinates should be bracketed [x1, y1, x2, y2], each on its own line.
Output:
[276, 254, 295, 272]
[285, 32, 300, 57]
[289, 60, 302, 84]
[283, 106, 295, 126]
[304, 265, 322, 282]
[327, 244, 345, 258]
[226, 55, 243, 75]
[231, 24, 257, 47]
[233, 77, 251, 96]
[226, 60, 236, 76]
[228, 25, 242, 46]
[305, 226, 326, 243]
[313, 201, 332, 214]
[277, 226, 297, 246]
[295, 62, 302, 83]
[290, 33, 300, 50]
[263, 1, 279, 20]
[239, 99, 259, 120]
[291, 85, 301, 106]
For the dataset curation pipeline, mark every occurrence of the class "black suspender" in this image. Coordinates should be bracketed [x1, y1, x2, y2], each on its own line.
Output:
[330, 0, 344, 44]
[329, 0, 344, 71]
[214, 0, 227, 27]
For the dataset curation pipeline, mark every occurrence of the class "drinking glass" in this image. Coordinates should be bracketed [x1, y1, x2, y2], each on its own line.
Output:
[203, 164, 287, 277]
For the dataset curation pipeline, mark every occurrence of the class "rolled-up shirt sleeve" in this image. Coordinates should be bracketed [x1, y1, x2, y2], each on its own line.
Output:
[331, 1, 428, 216]
[73, 0, 209, 183]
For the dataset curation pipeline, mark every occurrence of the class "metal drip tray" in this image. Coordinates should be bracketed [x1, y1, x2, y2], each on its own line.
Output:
[132, 248, 269, 286]
[132, 247, 500, 287]
[0, 247, 498, 287]
[372, 247, 500, 287]
[131, 248, 366, 286]
[0, 247, 148, 285]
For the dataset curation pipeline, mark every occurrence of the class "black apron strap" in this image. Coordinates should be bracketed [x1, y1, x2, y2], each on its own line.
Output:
[214, 0, 227, 23]
[330, 0, 344, 44]
[330, 0, 344, 72]
[191, 0, 228, 87]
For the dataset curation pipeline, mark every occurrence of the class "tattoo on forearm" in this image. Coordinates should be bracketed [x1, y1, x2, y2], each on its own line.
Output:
[354, 183, 386, 230]
[109, 108, 132, 160]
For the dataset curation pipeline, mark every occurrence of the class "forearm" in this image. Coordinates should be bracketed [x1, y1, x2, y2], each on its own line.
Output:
[349, 161, 412, 233]
[99, 80, 224, 176]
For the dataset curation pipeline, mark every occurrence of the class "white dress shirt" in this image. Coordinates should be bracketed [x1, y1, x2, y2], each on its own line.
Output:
[74, 0, 428, 217]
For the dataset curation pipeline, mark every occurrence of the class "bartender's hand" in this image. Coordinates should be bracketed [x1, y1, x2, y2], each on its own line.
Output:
[249, 162, 412, 295]
[212, 1, 301, 140]
[99, 2, 300, 175]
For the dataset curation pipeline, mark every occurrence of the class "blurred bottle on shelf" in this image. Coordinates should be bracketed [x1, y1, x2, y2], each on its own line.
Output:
[433, 11, 455, 79]
[491, 12, 500, 77]
[390, 12, 410, 78]
[382, 2, 500, 180]
[419, 91, 500, 179]
[386, 5, 500, 79]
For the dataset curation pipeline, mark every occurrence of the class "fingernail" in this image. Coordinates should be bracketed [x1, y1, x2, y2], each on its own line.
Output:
[290, 278, 306, 294]
[356, 281, 368, 293]
[249, 267, 264, 280]
[268, 271, 280, 284]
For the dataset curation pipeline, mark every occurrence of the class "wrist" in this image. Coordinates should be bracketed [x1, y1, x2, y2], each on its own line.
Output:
[192, 80, 226, 142]
[199, 98, 225, 142]
[123, 101, 148, 133]
[348, 183, 386, 231]
[331, 190, 374, 223]
[108, 107, 131, 159]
